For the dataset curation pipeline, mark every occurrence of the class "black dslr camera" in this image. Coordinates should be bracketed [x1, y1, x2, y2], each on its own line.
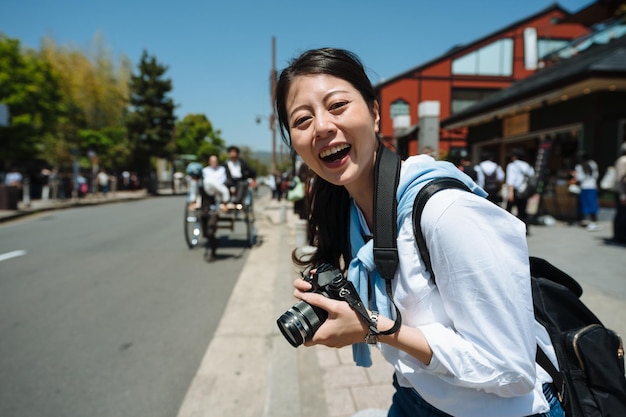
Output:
[276, 263, 363, 347]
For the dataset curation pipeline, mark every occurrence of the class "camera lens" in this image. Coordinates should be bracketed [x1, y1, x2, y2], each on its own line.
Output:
[276, 300, 328, 347]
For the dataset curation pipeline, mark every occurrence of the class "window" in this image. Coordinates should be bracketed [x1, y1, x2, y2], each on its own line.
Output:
[541, 16, 626, 63]
[452, 38, 513, 76]
[451, 88, 498, 114]
[390, 99, 410, 119]
[537, 39, 570, 59]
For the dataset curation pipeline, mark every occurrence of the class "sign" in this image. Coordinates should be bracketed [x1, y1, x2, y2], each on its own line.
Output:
[503, 113, 529, 138]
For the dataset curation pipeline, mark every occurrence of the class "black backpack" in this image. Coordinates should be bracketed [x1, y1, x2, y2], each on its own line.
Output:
[483, 169, 501, 200]
[410, 178, 626, 417]
[372, 146, 626, 417]
[462, 165, 478, 181]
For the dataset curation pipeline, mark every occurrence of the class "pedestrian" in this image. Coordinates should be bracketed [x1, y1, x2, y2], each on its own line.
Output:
[121, 170, 131, 190]
[97, 169, 110, 197]
[40, 167, 52, 200]
[77, 174, 88, 197]
[476, 150, 505, 205]
[223, 145, 256, 206]
[3, 165, 23, 203]
[291, 163, 310, 220]
[270, 171, 283, 201]
[608, 142, 626, 245]
[457, 152, 477, 181]
[573, 151, 600, 231]
[4, 166, 23, 188]
[275, 47, 563, 417]
[505, 148, 535, 235]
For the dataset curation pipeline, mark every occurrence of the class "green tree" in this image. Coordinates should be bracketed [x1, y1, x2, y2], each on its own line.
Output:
[126, 50, 176, 172]
[38, 35, 132, 172]
[175, 113, 225, 161]
[0, 35, 63, 168]
[78, 126, 131, 170]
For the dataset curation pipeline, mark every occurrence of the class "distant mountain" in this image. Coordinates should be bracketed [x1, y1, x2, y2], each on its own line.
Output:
[251, 151, 273, 166]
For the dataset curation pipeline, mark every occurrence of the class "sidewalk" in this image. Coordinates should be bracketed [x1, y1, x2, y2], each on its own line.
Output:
[175, 193, 395, 417]
[0, 189, 150, 223]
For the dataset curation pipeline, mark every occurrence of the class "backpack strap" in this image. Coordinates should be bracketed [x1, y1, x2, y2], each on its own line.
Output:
[373, 142, 400, 280]
[412, 178, 470, 282]
[536, 341, 565, 403]
[411, 178, 564, 400]
[372, 142, 402, 335]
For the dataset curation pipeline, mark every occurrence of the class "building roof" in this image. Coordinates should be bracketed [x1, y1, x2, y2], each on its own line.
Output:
[441, 34, 626, 129]
[557, 0, 625, 27]
[374, 3, 570, 88]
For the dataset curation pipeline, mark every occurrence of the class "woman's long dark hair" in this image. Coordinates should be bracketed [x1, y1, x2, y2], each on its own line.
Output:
[274, 48, 378, 271]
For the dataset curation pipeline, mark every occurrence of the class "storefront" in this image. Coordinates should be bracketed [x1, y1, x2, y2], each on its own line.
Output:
[442, 22, 626, 221]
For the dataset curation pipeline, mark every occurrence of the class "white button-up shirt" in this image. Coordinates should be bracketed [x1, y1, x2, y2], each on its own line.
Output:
[376, 184, 556, 417]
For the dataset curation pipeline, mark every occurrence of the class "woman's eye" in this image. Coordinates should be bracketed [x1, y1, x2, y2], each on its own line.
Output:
[293, 116, 310, 127]
[329, 101, 348, 111]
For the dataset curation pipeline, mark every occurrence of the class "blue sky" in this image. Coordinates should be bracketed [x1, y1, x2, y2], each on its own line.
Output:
[2, 0, 591, 152]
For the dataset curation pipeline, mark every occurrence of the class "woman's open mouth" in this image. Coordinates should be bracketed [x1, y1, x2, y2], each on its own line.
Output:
[319, 143, 351, 163]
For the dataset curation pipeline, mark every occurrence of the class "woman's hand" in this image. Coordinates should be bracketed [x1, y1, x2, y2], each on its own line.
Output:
[292, 278, 369, 348]
[292, 277, 433, 364]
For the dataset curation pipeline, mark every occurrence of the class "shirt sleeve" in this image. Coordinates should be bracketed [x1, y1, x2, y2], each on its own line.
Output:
[416, 190, 537, 397]
[497, 166, 505, 182]
[505, 163, 515, 186]
[475, 165, 485, 188]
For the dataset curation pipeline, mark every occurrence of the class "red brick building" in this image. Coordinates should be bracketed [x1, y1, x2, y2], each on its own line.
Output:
[375, 3, 589, 160]
[441, 1, 626, 222]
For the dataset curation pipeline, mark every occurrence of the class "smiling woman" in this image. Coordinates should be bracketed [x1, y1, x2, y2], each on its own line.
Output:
[273, 47, 566, 417]
[284, 72, 379, 197]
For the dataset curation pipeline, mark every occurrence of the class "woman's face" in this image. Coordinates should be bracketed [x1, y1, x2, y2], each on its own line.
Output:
[285, 74, 379, 191]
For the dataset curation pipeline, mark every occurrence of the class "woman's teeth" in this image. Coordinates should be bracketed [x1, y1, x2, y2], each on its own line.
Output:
[319, 144, 350, 159]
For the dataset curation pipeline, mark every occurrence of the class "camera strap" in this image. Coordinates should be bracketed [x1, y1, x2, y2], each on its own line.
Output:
[340, 287, 380, 332]
[372, 142, 402, 336]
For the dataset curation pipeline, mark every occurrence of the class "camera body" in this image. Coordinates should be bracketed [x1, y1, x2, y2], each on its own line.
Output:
[304, 263, 354, 301]
[277, 263, 361, 347]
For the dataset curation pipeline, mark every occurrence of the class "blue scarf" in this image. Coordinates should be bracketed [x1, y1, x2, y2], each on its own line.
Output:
[348, 156, 487, 366]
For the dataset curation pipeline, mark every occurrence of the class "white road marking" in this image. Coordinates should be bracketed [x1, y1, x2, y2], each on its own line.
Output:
[0, 250, 27, 262]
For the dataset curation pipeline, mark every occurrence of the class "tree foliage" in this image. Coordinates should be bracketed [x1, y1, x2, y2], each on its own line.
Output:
[1, 33, 228, 188]
[38, 34, 132, 171]
[40, 35, 130, 129]
[0, 35, 63, 168]
[174, 113, 225, 161]
[126, 50, 176, 169]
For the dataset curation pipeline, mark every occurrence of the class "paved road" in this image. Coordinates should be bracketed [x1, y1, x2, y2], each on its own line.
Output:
[0, 195, 249, 417]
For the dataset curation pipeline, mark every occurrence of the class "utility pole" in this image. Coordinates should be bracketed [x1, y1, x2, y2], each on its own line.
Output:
[270, 36, 277, 174]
